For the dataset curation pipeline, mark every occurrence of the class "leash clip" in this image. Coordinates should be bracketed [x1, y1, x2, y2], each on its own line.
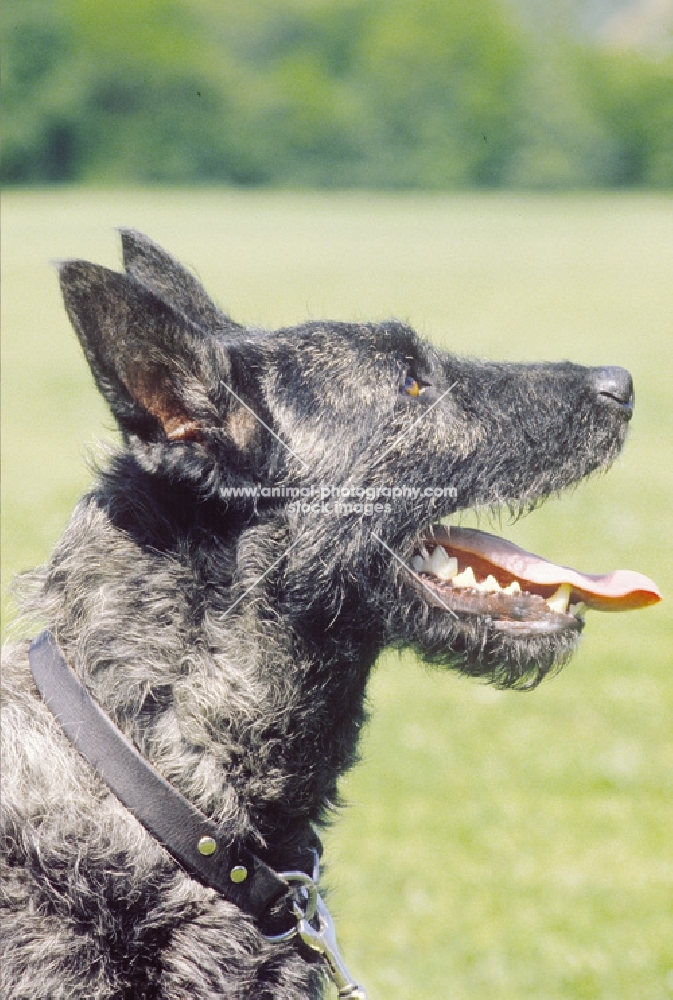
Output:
[265, 850, 367, 999]
[296, 893, 367, 999]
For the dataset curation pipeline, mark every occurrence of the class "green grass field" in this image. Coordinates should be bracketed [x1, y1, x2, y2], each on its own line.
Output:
[2, 190, 672, 999]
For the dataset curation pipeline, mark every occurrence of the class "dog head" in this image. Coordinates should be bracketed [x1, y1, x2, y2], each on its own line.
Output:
[59, 231, 660, 691]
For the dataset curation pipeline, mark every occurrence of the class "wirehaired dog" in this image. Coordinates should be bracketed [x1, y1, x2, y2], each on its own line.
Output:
[1, 232, 660, 999]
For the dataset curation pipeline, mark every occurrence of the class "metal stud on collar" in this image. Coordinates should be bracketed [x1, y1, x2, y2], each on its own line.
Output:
[197, 835, 217, 856]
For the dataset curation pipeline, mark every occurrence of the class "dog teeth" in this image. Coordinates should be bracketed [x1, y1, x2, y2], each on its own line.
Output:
[411, 546, 459, 580]
[545, 583, 571, 615]
[410, 554, 528, 598]
[451, 566, 477, 589]
[413, 566, 574, 613]
[428, 546, 458, 580]
[569, 601, 587, 619]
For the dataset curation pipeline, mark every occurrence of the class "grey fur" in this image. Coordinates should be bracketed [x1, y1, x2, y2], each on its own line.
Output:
[2, 232, 635, 998]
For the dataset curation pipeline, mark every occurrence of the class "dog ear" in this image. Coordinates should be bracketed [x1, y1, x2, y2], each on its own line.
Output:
[58, 260, 225, 444]
[119, 229, 230, 331]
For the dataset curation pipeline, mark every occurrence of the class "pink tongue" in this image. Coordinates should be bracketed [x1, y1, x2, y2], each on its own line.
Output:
[434, 526, 661, 612]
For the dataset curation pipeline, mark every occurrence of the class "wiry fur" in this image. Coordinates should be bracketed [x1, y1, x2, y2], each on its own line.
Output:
[1, 232, 634, 998]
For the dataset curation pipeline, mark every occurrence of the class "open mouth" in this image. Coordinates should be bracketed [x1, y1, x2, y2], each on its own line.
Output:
[407, 525, 661, 636]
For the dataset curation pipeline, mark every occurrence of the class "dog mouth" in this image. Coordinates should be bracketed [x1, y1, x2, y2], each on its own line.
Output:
[405, 524, 661, 636]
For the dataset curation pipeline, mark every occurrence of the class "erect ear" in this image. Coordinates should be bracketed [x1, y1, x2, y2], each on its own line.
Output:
[58, 260, 225, 443]
[119, 229, 232, 332]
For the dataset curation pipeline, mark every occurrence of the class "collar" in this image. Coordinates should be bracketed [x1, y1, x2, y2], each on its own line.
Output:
[28, 629, 319, 925]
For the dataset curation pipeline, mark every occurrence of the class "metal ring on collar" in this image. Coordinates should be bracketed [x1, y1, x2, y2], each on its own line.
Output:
[262, 870, 319, 942]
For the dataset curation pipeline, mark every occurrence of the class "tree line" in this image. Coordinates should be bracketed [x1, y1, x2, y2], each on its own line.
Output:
[3, 0, 672, 188]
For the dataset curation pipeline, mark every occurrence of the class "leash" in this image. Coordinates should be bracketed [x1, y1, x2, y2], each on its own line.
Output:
[29, 629, 366, 999]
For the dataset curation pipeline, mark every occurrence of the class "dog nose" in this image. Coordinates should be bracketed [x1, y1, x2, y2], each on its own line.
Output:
[589, 366, 634, 416]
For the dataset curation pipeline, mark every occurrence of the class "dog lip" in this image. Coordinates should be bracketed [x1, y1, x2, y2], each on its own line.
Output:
[404, 569, 584, 633]
[422, 525, 661, 613]
[490, 616, 582, 635]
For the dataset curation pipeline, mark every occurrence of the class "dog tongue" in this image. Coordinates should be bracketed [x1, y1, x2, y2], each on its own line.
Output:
[434, 526, 661, 612]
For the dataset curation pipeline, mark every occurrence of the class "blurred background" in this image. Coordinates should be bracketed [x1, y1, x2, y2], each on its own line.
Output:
[3, 0, 673, 190]
[2, 3, 672, 999]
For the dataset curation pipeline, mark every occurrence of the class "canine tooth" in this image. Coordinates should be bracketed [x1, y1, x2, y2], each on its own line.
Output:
[502, 580, 521, 595]
[546, 583, 571, 615]
[437, 557, 459, 581]
[481, 574, 501, 593]
[411, 555, 425, 572]
[452, 566, 476, 589]
[569, 601, 587, 619]
[428, 546, 458, 580]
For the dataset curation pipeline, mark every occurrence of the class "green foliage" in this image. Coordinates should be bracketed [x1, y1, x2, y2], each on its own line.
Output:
[1, 0, 236, 184]
[2, 0, 672, 187]
[577, 48, 673, 187]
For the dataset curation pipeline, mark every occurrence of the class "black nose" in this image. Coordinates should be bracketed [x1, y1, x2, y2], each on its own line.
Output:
[589, 366, 634, 416]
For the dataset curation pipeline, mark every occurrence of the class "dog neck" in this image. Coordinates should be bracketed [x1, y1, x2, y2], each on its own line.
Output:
[24, 457, 379, 846]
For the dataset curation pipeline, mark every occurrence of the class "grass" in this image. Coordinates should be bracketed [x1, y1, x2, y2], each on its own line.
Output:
[2, 189, 672, 998]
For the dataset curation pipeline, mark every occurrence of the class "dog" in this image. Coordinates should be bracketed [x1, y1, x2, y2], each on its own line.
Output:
[1, 231, 660, 999]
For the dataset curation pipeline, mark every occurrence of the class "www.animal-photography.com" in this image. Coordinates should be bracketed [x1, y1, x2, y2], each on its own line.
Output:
[2, 4, 672, 1000]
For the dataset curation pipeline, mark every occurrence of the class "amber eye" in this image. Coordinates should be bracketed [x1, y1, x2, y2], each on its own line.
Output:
[403, 375, 420, 397]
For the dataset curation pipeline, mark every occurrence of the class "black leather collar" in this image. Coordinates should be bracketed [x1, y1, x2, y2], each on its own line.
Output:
[28, 629, 319, 925]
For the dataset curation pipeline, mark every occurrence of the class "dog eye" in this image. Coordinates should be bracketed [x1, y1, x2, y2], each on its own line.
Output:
[403, 376, 420, 397]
